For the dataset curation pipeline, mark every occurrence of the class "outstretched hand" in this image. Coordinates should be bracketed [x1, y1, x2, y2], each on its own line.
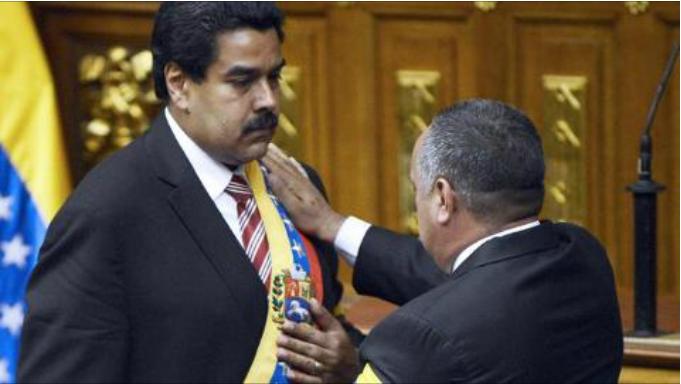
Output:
[263, 144, 345, 243]
[277, 299, 361, 383]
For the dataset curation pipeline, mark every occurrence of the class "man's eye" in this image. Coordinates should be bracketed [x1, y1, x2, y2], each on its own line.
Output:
[269, 72, 282, 83]
[230, 78, 254, 88]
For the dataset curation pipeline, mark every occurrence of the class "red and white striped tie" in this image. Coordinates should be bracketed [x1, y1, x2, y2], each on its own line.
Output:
[226, 175, 272, 288]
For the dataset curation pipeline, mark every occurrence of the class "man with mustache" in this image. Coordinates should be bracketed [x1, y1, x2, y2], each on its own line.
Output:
[18, 3, 359, 382]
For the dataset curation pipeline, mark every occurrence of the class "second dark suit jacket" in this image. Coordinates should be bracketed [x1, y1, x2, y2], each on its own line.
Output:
[355, 222, 623, 383]
[19, 114, 350, 383]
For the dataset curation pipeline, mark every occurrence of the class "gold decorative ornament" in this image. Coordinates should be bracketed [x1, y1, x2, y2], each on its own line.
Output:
[542, 75, 588, 225]
[396, 70, 441, 234]
[624, 1, 649, 15]
[474, 1, 497, 12]
[79, 46, 159, 168]
[272, 66, 303, 160]
[554, 120, 582, 149]
[548, 181, 568, 205]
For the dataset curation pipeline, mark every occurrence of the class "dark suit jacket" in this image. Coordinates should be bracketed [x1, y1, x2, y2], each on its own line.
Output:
[355, 222, 623, 383]
[18, 114, 350, 383]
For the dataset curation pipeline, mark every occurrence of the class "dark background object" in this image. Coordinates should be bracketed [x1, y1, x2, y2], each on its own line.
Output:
[627, 42, 679, 337]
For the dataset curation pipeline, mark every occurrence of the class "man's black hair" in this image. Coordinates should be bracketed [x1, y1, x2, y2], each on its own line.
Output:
[151, 1, 285, 100]
[419, 99, 546, 224]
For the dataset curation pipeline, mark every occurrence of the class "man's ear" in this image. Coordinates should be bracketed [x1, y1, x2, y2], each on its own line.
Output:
[434, 177, 456, 225]
[165, 62, 190, 111]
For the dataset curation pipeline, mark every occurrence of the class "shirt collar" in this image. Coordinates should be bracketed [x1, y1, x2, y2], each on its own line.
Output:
[451, 220, 541, 273]
[165, 108, 240, 200]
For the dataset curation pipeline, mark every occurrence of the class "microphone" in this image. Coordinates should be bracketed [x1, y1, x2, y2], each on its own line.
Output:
[627, 43, 679, 337]
[638, 43, 679, 180]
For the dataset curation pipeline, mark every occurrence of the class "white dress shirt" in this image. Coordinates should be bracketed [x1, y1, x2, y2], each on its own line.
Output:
[450, 220, 540, 272]
[334, 215, 540, 274]
[165, 108, 245, 248]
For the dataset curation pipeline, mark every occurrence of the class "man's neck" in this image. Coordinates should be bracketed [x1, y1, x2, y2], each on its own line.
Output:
[444, 216, 539, 272]
[167, 105, 244, 169]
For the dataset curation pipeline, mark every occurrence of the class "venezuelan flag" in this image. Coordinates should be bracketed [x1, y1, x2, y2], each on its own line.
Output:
[0, 3, 70, 382]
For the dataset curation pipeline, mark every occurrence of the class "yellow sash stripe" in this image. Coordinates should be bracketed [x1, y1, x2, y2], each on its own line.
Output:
[243, 161, 293, 383]
[356, 363, 382, 383]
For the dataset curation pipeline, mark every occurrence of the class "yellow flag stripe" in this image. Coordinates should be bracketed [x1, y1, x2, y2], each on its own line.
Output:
[0, 2, 70, 221]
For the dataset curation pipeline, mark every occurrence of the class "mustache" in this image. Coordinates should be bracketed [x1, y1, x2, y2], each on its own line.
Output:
[242, 111, 278, 134]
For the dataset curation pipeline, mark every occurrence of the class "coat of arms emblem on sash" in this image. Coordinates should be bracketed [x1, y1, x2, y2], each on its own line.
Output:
[271, 268, 315, 325]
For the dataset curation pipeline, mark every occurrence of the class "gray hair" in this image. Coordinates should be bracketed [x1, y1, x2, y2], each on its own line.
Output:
[418, 99, 545, 224]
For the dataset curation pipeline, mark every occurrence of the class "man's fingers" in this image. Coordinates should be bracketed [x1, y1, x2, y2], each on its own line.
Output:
[285, 367, 323, 384]
[289, 156, 309, 178]
[279, 322, 328, 351]
[277, 347, 324, 376]
[267, 142, 290, 162]
[310, 299, 340, 332]
[265, 144, 298, 177]
[263, 153, 297, 182]
[266, 144, 308, 178]
[262, 157, 303, 199]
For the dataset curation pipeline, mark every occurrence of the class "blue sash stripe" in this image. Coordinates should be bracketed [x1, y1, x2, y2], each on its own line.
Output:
[262, 166, 312, 384]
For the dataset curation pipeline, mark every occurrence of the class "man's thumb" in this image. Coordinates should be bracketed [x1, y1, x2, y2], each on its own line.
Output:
[310, 298, 338, 331]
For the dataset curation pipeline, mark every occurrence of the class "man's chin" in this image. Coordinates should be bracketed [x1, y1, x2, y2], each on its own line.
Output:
[239, 142, 271, 163]
[216, 142, 270, 167]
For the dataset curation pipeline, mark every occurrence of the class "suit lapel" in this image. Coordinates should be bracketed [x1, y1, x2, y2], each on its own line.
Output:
[144, 113, 268, 328]
[451, 222, 560, 280]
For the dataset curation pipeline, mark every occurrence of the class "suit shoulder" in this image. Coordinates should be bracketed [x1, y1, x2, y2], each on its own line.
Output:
[59, 137, 154, 218]
[552, 221, 603, 244]
[550, 221, 608, 259]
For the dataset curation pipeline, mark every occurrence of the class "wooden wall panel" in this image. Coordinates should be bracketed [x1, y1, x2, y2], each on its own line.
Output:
[34, 4, 153, 181]
[277, 16, 332, 188]
[326, 8, 380, 224]
[665, 23, 679, 298]
[614, 6, 680, 301]
[512, 15, 618, 275]
[32, 4, 157, 181]
[376, 15, 475, 231]
[653, 12, 679, 297]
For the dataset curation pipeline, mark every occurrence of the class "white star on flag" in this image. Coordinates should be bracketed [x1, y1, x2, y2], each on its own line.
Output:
[283, 218, 294, 230]
[291, 240, 303, 254]
[0, 303, 24, 337]
[0, 358, 10, 384]
[0, 196, 12, 221]
[1, 235, 31, 269]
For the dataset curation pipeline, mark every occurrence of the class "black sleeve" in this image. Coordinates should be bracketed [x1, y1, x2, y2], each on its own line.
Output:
[302, 164, 365, 345]
[359, 312, 464, 383]
[353, 226, 447, 305]
[18, 202, 128, 382]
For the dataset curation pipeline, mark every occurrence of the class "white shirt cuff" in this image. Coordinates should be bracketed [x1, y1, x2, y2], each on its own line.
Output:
[333, 216, 372, 266]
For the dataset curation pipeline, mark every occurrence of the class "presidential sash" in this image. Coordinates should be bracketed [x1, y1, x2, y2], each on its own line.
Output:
[243, 161, 322, 384]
